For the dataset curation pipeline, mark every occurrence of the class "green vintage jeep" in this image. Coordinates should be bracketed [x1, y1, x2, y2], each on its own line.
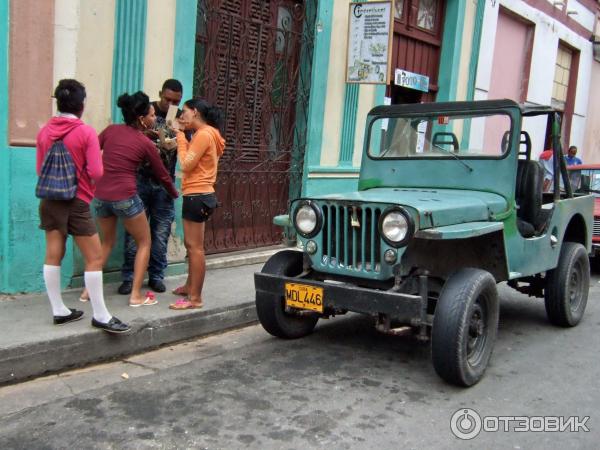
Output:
[254, 100, 593, 386]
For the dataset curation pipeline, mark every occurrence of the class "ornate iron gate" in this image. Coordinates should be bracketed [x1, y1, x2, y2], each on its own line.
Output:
[193, 0, 316, 253]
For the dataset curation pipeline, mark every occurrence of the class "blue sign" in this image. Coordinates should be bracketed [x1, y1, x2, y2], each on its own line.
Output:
[394, 69, 429, 92]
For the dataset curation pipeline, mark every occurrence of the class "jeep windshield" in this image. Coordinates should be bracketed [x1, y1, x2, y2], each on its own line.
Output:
[368, 112, 512, 159]
[569, 168, 600, 197]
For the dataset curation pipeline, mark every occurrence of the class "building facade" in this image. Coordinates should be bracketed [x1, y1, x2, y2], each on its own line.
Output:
[475, 0, 600, 160]
[0, 0, 195, 293]
[0, 0, 512, 293]
[302, 0, 484, 197]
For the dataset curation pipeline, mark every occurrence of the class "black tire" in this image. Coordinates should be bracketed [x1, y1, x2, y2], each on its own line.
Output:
[544, 242, 589, 327]
[431, 268, 499, 387]
[256, 250, 319, 339]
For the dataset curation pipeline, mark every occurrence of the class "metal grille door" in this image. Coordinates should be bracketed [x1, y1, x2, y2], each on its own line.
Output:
[193, 0, 316, 253]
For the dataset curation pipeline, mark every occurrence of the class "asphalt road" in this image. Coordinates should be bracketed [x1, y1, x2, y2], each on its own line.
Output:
[1, 273, 600, 449]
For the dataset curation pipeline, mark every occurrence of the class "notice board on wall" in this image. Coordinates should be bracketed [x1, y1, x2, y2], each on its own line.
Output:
[346, 1, 393, 84]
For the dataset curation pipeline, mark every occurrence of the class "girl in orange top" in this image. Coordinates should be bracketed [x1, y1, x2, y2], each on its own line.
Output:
[169, 99, 225, 310]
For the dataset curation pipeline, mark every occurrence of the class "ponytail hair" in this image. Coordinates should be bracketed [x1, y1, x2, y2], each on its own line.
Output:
[117, 91, 151, 126]
[184, 98, 224, 133]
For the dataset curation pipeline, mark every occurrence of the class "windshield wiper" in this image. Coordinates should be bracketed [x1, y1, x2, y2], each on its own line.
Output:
[432, 144, 473, 172]
[379, 146, 395, 158]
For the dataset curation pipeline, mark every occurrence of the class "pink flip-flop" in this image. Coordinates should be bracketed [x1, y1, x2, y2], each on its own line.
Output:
[172, 285, 188, 296]
[169, 298, 203, 310]
[130, 291, 158, 307]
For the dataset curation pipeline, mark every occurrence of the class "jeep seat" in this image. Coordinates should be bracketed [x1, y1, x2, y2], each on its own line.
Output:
[516, 160, 544, 237]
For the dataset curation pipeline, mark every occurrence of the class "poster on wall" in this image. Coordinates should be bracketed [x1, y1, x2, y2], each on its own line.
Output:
[346, 1, 393, 84]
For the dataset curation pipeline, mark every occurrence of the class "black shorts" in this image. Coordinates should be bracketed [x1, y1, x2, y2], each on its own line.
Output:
[182, 193, 217, 223]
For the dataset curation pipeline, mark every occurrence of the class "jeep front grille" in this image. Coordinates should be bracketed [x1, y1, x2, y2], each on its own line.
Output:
[594, 217, 600, 237]
[321, 205, 382, 273]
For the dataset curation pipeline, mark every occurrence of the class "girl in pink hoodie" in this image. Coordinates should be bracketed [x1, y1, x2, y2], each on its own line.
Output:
[36, 79, 130, 334]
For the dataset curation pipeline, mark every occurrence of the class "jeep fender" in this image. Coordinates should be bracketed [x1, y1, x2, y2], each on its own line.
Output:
[401, 224, 508, 282]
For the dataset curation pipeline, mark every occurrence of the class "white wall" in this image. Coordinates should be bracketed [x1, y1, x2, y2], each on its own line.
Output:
[583, 61, 600, 162]
[144, 0, 177, 100]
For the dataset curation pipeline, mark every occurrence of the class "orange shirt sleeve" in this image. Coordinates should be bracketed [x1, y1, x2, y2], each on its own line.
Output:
[176, 130, 211, 173]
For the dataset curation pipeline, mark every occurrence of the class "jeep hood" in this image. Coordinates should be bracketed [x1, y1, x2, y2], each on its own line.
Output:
[314, 188, 508, 229]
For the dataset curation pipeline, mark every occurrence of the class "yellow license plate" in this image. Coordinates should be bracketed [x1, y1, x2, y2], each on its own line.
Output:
[284, 283, 324, 313]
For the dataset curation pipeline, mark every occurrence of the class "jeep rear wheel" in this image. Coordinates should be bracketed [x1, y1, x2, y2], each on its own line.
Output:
[431, 268, 499, 387]
[256, 250, 319, 339]
[544, 242, 589, 327]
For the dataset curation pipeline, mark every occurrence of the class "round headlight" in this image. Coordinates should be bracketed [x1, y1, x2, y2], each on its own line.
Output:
[295, 204, 318, 236]
[380, 208, 413, 247]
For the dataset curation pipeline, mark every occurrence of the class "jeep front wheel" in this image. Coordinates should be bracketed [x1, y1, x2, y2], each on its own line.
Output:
[431, 268, 499, 387]
[544, 242, 589, 327]
[256, 250, 319, 339]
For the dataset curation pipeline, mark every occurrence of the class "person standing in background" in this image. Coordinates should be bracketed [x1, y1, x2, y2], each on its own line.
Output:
[36, 79, 130, 333]
[565, 145, 582, 166]
[169, 99, 225, 310]
[539, 148, 554, 192]
[118, 79, 183, 295]
[93, 91, 179, 307]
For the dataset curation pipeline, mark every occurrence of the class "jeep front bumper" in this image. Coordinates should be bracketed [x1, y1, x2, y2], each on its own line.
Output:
[254, 272, 427, 324]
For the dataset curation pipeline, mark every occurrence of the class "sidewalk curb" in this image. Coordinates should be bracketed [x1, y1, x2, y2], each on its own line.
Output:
[0, 302, 258, 386]
[69, 245, 287, 288]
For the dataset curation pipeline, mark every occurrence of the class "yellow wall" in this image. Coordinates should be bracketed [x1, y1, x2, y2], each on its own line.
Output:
[55, 0, 116, 132]
[456, 1, 476, 102]
[51, 0, 114, 132]
[54, 0, 179, 132]
[353, 85, 378, 167]
[320, 0, 349, 166]
[320, 0, 387, 169]
[78, 0, 115, 131]
[144, 0, 178, 100]
[319, 0, 479, 168]
[452, 0, 477, 142]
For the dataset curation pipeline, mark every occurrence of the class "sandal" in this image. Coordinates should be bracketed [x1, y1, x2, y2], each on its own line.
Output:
[172, 285, 188, 296]
[79, 288, 89, 303]
[130, 291, 158, 307]
[169, 298, 203, 310]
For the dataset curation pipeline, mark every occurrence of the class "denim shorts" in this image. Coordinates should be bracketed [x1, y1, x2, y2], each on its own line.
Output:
[94, 194, 145, 219]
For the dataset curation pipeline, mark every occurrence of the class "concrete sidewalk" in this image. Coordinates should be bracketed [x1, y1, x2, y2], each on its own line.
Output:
[0, 249, 280, 385]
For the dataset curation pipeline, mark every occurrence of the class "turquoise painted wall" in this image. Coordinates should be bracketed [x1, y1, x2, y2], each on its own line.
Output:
[0, 0, 9, 292]
[436, 0, 466, 102]
[302, 0, 333, 195]
[301, 1, 362, 197]
[111, 0, 147, 122]
[303, 177, 360, 197]
[173, 0, 197, 99]
[0, 0, 61, 293]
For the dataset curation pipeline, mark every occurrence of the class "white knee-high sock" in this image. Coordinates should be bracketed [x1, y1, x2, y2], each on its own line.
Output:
[84, 271, 112, 323]
[43, 265, 71, 316]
